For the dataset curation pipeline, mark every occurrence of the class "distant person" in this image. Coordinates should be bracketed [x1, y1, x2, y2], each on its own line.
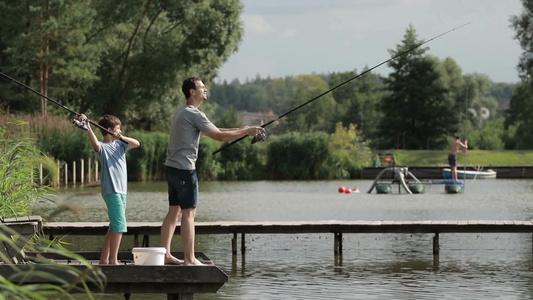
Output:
[78, 113, 141, 265]
[448, 136, 468, 181]
[161, 77, 265, 265]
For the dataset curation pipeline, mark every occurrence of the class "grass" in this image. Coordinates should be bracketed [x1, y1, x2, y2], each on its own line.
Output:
[386, 150, 533, 167]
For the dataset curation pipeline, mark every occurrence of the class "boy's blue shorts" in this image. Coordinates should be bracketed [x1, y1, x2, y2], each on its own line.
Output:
[104, 193, 127, 233]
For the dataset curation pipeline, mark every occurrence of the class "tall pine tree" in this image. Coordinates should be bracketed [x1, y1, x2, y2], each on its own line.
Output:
[376, 25, 457, 150]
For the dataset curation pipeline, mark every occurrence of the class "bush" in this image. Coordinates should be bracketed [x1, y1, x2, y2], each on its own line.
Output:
[33, 115, 93, 162]
[266, 132, 330, 179]
[328, 123, 372, 178]
[126, 130, 169, 181]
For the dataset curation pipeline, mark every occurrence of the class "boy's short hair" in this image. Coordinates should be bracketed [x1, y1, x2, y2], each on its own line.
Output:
[98, 114, 121, 136]
[182, 77, 202, 99]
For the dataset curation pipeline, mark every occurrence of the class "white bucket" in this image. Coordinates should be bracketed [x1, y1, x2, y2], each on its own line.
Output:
[132, 247, 167, 265]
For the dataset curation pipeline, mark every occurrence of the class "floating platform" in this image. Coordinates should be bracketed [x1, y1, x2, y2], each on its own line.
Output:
[367, 167, 426, 194]
[0, 251, 228, 299]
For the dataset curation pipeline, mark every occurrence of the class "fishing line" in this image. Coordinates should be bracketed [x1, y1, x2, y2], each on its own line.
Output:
[463, 86, 468, 192]
[212, 22, 471, 155]
[0, 71, 128, 144]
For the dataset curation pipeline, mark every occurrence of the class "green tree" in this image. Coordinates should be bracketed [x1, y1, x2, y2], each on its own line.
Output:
[0, 0, 244, 131]
[286, 74, 336, 133]
[0, 0, 101, 116]
[266, 77, 291, 117]
[511, 0, 533, 80]
[505, 81, 533, 149]
[467, 117, 505, 150]
[462, 73, 498, 129]
[376, 25, 456, 150]
[330, 69, 384, 140]
[217, 105, 241, 128]
[506, 0, 533, 149]
[84, 0, 243, 130]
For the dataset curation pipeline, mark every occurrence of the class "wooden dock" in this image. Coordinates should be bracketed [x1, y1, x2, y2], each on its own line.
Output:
[0, 251, 227, 300]
[43, 220, 533, 255]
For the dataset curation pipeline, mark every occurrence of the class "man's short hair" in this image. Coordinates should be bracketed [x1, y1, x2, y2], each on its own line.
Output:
[182, 77, 202, 99]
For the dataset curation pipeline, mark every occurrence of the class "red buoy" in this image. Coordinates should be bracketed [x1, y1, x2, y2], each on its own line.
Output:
[344, 188, 352, 194]
[338, 186, 345, 193]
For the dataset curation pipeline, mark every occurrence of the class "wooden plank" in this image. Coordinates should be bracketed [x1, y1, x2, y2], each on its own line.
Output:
[42, 220, 533, 237]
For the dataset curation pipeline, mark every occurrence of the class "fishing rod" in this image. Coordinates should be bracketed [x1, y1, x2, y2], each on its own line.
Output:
[212, 22, 471, 155]
[0, 71, 128, 144]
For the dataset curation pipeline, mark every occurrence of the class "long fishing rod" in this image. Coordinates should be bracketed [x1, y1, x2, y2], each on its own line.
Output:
[0, 71, 128, 144]
[212, 22, 471, 155]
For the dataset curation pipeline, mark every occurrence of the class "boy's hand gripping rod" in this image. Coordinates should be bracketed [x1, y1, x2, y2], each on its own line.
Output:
[212, 22, 471, 155]
[0, 71, 128, 144]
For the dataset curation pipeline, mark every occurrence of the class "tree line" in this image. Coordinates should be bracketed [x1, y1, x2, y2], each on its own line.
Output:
[209, 25, 518, 151]
[1, 0, 533, 182]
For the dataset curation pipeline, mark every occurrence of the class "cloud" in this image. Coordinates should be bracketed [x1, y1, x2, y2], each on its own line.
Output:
[243, 14, 274, 34]
[279, 28, 298, 38]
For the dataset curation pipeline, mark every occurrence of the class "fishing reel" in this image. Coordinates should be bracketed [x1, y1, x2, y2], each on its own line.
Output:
[251, 130, 267, 144]
[72, 118, 89, 131]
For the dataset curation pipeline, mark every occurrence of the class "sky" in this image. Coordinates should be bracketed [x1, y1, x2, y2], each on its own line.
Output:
[215, 0, 524, 84]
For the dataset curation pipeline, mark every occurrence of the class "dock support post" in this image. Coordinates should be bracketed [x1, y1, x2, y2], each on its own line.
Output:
[133, 234, 139, 247]
[241, 233, 246, 254]
[334, 233, 343, 255]
[433, 233, 440, 255]
[168, 293, 193, 300]
[142, 235, 150, 247]
[232, 233, 237, 255]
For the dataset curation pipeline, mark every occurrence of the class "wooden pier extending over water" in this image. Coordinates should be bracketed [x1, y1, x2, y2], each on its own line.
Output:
[0, 251, 227, 300]
[43, 220, 533, 255]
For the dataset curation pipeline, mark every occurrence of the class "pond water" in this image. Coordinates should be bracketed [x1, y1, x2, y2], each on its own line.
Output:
[43, 179, 533, 299]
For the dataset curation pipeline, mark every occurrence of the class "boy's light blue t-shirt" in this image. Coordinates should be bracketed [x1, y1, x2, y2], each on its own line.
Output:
[96, 140, 130, 197]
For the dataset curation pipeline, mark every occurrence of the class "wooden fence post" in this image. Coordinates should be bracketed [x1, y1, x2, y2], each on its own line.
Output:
[72, 161, 76, 186]
[64, 162, 68, 186]
[88, 157, 92, 183]
[95, 160, 99, 181]
[81, 158, 85, 186]
[56, 160, 60, 187]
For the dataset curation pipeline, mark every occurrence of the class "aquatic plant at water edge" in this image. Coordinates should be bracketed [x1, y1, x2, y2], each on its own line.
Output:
[0, 227, 106, 299]
[0, 119, 53, 218]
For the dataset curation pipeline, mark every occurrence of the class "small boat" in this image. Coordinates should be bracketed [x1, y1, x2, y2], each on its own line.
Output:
[442, 168, 496, 179]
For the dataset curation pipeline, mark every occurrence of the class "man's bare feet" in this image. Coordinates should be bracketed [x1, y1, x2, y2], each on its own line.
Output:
[184, 258, 204, 266]
[165, 255, 184, 265]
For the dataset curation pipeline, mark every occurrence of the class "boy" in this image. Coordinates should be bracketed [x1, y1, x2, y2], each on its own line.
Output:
[79, 113, 140, 264]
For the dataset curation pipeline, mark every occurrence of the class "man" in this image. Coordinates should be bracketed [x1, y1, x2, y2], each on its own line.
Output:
[448, 136, 468, 181]
[161, 77, 265, 265]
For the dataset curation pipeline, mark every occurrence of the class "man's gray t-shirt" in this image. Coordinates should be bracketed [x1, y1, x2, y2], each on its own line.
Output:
[97, 140, 130, 197]
[165, 105, 215, 170]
